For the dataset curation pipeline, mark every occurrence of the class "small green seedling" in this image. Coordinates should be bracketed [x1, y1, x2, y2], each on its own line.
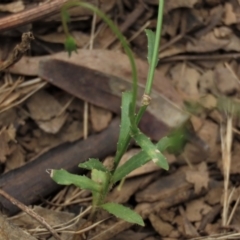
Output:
[48, 0, 183, 226]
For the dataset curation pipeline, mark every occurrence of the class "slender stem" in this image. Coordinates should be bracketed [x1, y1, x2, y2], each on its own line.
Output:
[135, 105, 147, 125]
[113, 134, 131, 170]
[61, 1, 138, 114]
[111, 0, 165, 170]
[136, 0, 164, 121]
[144, 0, 164, 95]
[61, 6, 70, 36]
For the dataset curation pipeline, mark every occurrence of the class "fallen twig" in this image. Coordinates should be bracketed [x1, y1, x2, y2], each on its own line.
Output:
[0, 0, 69, 32]
[0, 189, 62, 240]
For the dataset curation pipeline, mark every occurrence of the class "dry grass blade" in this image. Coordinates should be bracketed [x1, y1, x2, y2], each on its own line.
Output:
[0, 80, 47, 114]
[28, 206, 92, 236]
[59, 218, 108, 234]
[227, 190, 240, 225]
[220, 114, 233, 226]
[191, 231, 240, 239]
[83, 2, 98, 140]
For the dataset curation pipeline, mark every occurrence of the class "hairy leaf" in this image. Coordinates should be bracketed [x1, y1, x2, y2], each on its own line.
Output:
[130, 123, 169, 170]
[113, 136, 171, 183]
[50, 169, 100, 192]
[101, 202, 144, 226]
[114, 92, 132, 165]
[79, 158, 108, 172]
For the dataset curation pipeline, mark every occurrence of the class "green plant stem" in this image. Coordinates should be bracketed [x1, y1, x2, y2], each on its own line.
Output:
[113, 134, 131, 168]
[144, 0, 164, 95]
[112, 0, 165, 171]
[61, 8, 70, 36]
[136, 0, 164, 122]
[61, 1, 138, 115]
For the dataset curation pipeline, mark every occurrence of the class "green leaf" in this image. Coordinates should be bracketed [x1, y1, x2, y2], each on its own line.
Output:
[101, 202, 144, 226]
[50, 169, 100, 192]
[156, 136, 171, 150]
[113, 136, 171, 183]
[113, 150, 148, 183]
[79, 158, 109, 172]
[64, 36, 77, 57]
[145, 29, 157, 67]
[114, 92, 132, 165]
[166, 125, 188, 155]
[130, 124, 169, 170]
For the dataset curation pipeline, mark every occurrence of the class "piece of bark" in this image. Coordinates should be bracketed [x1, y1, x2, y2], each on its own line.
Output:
[0, 118, 120, 216]
[0, 214, 37, 240]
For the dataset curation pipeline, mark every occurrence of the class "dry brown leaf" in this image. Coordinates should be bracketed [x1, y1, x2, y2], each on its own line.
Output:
[26, 90, 68, 134]
[223, 33, 240, 52]
[4, 145, 25, 173]
[159, 44, 186, 59]
[0, 125, 17, 163]
[0, 0, 24, 13]
[179, 143, 208, 165]
[228, 143, 240, 174]
[13, 50, 190, 136]
[179, 206, 199, 237]
[11, 206, 75, 228]
[190, 115, 204, 132]
[36, 31, 89, 48]
[11, 206, 81, 240]
[26, 90, 62, 121]
[72, 31, 90, 48]
[186, 30, 229, 52]
[149, 214, 174, 237]
[170, 63, 200, 97]
[213, 26, 232, 39]
[32, 120, 83, 157]
[185, 198, 212, 222]
[163, 9, 181, 37]
[164, 0, 198, 13]
[36, 32, 66, 44]
[197, 120, 219, 161]
[37, 113, 68, 134]
[113, 230, 152, 240]
[223, 2, 237, 25]
[90, 105, 112, 132]
[205, 0, 221, 6]
[214, 63, 239, 94]
[205, 187, 223, 205]
[10, 50, 184, 105]
[205, 222, 221, 235]
[159, 209, 176, 223]
[199, 94, 217, 110]
[186, 162, 209, 194]
[107, 172, 159, 204]
[59, 120, 83, 142]
[0, 214, 36, 240]
[0, 109, 19, 126]
[0, 132, 10, 162]
[199, 70, 216, 95]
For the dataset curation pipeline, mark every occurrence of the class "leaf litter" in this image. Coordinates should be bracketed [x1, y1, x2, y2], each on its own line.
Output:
[1, 0, 240, 239]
